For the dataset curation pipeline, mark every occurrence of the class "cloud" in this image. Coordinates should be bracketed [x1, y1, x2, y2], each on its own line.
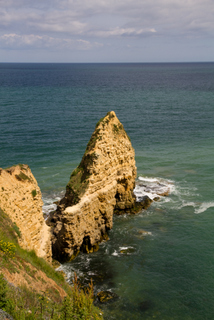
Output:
[92, 27, 156, 38]
[0, 0, 213, 59]
[1, 0, 213, 38]
[0, 33, 102, 50]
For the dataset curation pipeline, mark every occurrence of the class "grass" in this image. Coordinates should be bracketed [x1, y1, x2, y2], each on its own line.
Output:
[15, 172, 31, 182]
[12, 222, 21, 238]
[0, 274, 103, 320]
[67, 166, 89, 204]
[66, 152, 99, 205]
[0, 207, 103, 320]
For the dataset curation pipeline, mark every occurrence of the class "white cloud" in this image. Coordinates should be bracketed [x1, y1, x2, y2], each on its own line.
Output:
[1, 0, 213, 38]
[92, 27, 156, 37]
[0, 0, 213, 61]
[0, 33, 102, 50]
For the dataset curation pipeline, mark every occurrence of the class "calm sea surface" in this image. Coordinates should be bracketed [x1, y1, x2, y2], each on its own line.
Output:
[1, 63, 214, 319]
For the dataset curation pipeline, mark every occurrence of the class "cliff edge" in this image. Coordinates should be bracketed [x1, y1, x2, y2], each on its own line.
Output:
[51, 111, 139, 261]
[0, 164, 52, 262]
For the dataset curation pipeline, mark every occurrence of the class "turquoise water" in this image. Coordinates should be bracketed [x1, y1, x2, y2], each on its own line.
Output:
[1, 63, 214, 319]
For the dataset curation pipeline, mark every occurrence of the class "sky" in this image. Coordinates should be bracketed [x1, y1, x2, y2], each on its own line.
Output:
[0, 0, 213, 63]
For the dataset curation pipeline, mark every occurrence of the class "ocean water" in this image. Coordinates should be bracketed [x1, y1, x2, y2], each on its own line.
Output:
[1, 62, 214, 319]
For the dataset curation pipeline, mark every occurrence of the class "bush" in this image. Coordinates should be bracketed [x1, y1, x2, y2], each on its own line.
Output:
[31, 190, 37, 198]
[0, 240, 16, 258]
[0, 273, 8, 310]
[67, 274, 103, 320]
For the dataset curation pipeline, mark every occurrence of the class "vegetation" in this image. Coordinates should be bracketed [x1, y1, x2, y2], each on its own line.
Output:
[86, 128, 103, 152]
[12, 223, 21, 238]
[66, 166, 89, 204]
[0, 207, 103, 320]
[0, 273, 102, 320]
[66, 152, 99, 205]
[15, 172, 31, 182]
[31, 189, 37, 198]
[0, 240, 16, 258]
[0, 274, 7, 310]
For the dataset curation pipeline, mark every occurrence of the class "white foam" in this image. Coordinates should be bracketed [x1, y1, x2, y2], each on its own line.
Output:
[134, 176, 174, 201]
[119, 246, 134, 250]
[52, 173, 59, 177]
[42, 192, 64, 216]
[43, 203, 57, 214]
[138, 177, 159, 183]
[137, 176, 213, 217]
[175, 201, 214, 215]
[139, 231, 152, 236]
[178, 201, 197, 209]
[195, 202, 214, 214]
[57, 264, 84, 280]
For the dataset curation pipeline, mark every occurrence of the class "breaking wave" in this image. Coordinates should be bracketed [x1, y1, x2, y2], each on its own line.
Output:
[134, 176, 175, 201]
[195, 202, 214, 214]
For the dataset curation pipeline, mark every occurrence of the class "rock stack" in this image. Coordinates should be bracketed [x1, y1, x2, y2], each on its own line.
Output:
[51, 111, 139, 261]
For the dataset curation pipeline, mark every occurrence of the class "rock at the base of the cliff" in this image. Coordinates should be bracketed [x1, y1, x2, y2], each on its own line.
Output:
[114, 195, 153, 215]
[97, 291, 119, 303]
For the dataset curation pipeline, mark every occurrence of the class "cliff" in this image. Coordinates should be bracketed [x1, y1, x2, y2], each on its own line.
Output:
[0, 164, 52, 262]
[51, 111, 141, 261]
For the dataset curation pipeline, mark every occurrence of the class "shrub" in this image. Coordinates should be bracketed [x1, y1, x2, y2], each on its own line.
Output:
[0, 240, 16, 258]
[13, 223, 21, 238]
[0, 273, 8, 310]
[15, 172, 31, 182]
[31, 190, 37, 198]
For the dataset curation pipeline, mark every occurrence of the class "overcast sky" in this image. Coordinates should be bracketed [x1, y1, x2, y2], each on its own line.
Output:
[0, 0, 213, 62]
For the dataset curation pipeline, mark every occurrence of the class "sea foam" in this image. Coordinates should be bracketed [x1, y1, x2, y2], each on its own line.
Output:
[134, 176, 174, 201]
[195, 202, 214, 214]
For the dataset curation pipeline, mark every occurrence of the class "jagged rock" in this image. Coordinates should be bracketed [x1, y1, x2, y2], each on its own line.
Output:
[51, 111, 138, 261]
[97, 290, 118, 303]
[0, 164, 52, 262]
[120, 247, 136, 254]
[114, 195, 153, 215]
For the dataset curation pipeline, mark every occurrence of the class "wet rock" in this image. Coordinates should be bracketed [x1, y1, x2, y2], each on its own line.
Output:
[97, 290, 118, 303]
[137, 195, 153, 210]
[114, 195, 153, 215]
[119, 247, 136, 254]
[138, 230, 152, 236]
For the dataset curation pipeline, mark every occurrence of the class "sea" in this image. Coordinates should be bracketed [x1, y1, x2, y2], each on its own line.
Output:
[0, 62, 214, 319]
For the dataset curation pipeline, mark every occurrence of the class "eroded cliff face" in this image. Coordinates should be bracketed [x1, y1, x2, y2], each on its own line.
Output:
[51, 111, 137, 261]
[0, 165, 52, 262]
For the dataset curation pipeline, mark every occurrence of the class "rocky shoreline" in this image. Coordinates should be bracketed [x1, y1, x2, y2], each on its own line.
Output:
[0, 111, 169, 265]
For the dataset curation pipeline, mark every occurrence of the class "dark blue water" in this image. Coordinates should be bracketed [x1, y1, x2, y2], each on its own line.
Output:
[1, 63, 214, 319]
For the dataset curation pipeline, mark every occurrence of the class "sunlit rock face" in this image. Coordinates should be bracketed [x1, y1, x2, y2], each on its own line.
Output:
[51, 111, 137, 261]
[0, 164, 52, 262]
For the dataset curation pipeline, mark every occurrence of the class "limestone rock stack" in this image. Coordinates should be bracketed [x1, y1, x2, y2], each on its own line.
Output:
[51, 111, 137, 261]
[0, 164, 52, 262]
